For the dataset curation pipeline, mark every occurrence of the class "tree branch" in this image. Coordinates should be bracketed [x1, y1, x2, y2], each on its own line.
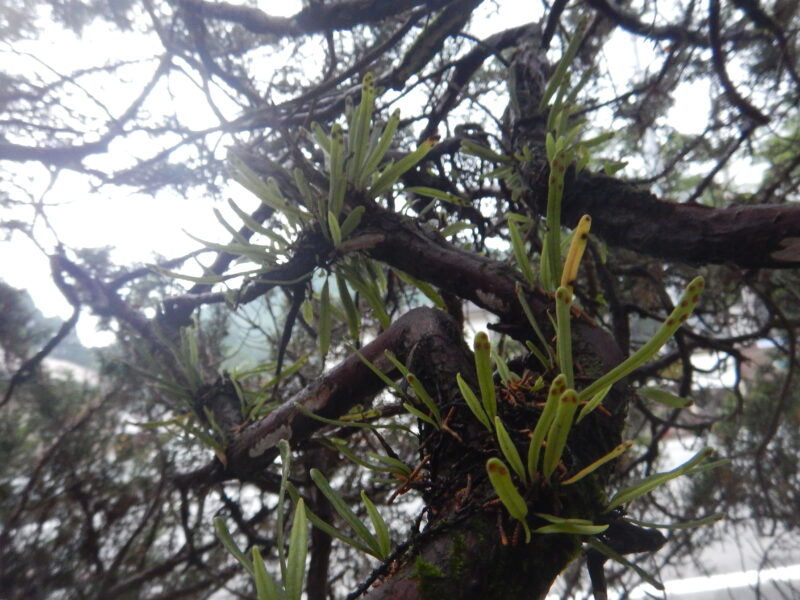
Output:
[177, 0, 451, 38]
[560, 170, 800, 268]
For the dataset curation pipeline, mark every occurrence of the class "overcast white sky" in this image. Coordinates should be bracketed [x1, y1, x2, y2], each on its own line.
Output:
[1, 0, 718, 347]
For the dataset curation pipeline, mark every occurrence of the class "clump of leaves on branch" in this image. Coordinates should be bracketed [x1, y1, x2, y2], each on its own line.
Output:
[159, 42, 725, 599]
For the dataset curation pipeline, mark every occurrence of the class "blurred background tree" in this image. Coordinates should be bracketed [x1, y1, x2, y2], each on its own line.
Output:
[1, 0, 799, 598]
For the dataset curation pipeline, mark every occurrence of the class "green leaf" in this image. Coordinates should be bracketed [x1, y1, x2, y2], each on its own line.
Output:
[301, 299, 314, 325]
[343, 264, 391, 329]
[603, 159, 627, 175]
[291, 484, 374, 556]
[486, 458, 531, 543]
[456, 373, 491, 431]
[368, 138, 437, 197]
[293, 167, 319, 213]
[539, 17, 587, 111]
[440, 221, 474, 238]
[534, 523, 608, 535]
[310, 468, 381, 557]
[562, 441, 633, 485]
[318, 279, 332, 357]
[391, 268, 446, 309]
[252, 547, 282, 600]
[460, 139, 512, 164]
[607, 448, 715, 510]
[494, 416, 527, 486]
[543, 150, 567, 292]
[576, 383, 612, 422]
[515, 284, 554, 369]
[383, 350, 442, 425]
[406, 186, 468, 206]
[360, 108, 401, 188]
[491, 349, 516, 386]
[213, 207, 248, 244]
[228, 198, 281, 238]
[361, 490, 391, 559]
[473, 332, 497, 422]
[366, 452, 412, 476]
[232, 160, 304, 227]
[277, 439, 292, 578]
[542, 388, 580, 479]
[639, 387, 693, 408]
[578, 277, 705, 403]
[353, 349, 403, 394]
[285, 499, 309, 600]
[555, 286, 574, 388]
[215, 517, 254, 577]
[348, 73, 375, 182]
[340, 206, 365, 239]
[311, 121, 332, 155]
[328, 124, 346, 217]
[335, 273, 360, 342]
[508, 217, 535, 285]
[404, 401, 439, 428]
[327, 211, 342, 247]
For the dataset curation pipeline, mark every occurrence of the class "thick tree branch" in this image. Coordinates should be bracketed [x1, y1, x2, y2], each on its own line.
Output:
[177, 0, 452, 38]
[223, 306, 458, 481]
[561, 170, 800, 268]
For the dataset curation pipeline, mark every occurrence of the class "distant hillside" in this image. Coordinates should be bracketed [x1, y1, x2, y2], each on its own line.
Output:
[0, 280, 96, 370]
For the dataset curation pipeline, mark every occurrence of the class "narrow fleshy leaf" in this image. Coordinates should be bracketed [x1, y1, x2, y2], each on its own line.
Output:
[252, 547, 282, 600]
[406, 186, 468, 206]
[527, 374, 567, 480]
[516, 284, 554, 369]
[576, 383, 612, 422]
[328, 211, 342, 247]
[542, 388, 580, 479]
[340, 206, 365, 239]
[534, 523, 608, 535]
[348, 73, 375, 182]
[335, 273, 360, 342]
[361, 490, 391, 559]
[285, 499, 309, 600]
[578, 277, 705, 403]
[460, 139, 512, 164]
[318, 279, 332, 357]
[607, 448, 714, 510]
[310, 468, 381, 557]
[486, 457, 531, 543]
[391, 268, 446, 309]
[562, 441, 634, 485]
[639, 387, 693, 408]
[456, 373, 491, 431]
[215, 517, 254, 577]
[494, 416, 527, 486]
[328, 124, 346, 217]
[368, 138, 437, 197]
[359, 108, 400, 188]
[473, 332, 497, 422]
[508, 218, 535, 285]
[555, 286, 574, 388]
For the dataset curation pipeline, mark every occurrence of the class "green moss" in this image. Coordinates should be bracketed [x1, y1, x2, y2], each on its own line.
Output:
[414, 555, 446, 598]
[447, 534, 468, 579]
